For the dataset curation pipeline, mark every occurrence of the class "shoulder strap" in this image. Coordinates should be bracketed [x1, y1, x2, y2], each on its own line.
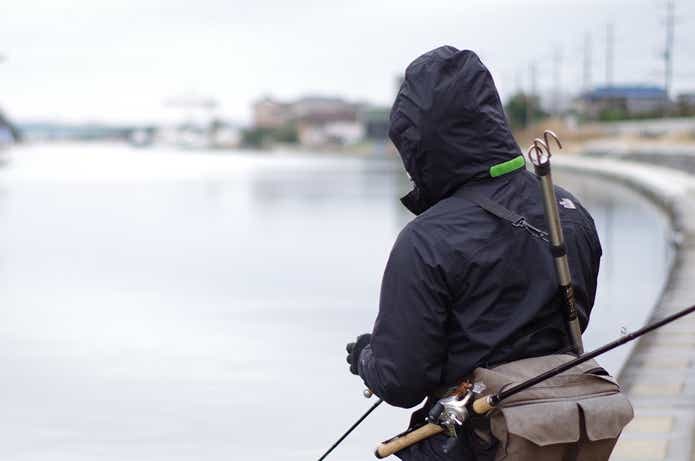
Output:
[456, 189, 549, 242]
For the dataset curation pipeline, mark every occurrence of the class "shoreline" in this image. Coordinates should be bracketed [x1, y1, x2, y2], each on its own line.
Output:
[556, 154, 695, 461]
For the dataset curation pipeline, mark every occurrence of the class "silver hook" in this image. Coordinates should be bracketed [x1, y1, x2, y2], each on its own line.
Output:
[543, 130, 562, 156]
[529, 137, 551, 167]
[533, 137, 549, 152]
[526, 143, 543, 166]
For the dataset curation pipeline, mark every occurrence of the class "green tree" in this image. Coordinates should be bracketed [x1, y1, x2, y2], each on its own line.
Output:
[504, 93, 547, 129]
[272, 123, 298, 144]
[241, 127, 271, 148]
[240, 123, 299, 148]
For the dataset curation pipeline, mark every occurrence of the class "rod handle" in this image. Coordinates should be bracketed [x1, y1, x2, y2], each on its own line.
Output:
[374, 424, 443, 458]
[472, 396, 494, 415]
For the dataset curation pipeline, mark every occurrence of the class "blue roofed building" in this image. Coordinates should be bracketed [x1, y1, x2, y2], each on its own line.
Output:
[677, 93, 695, 116]
[578, 85, 669, 120]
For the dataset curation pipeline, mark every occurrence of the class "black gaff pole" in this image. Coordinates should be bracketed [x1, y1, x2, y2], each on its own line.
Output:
[528, 131, 584, 355]
[473, 302, 695, 414]
[317, 398, 383, 461]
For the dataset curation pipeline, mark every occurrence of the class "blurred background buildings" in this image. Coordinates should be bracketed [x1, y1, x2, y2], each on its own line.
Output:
[1, 0, 693, 154]
[0, 2, 694, 460]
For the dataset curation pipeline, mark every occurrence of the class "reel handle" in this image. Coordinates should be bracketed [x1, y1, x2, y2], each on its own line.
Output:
[472, 396, 493, 415]
[374, 424, 444, 458]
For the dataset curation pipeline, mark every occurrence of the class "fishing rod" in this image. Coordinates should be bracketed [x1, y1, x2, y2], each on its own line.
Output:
[333, 133, 590, 458]
[528, 131, 584, 354]
[328, 130, 682, 459]
[375, 302, 695, 458]
[317, 397, 383, 461]
[473, 302, 695, 413]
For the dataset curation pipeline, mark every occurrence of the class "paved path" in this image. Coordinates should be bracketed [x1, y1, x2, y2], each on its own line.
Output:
[557, 156, 695, 461]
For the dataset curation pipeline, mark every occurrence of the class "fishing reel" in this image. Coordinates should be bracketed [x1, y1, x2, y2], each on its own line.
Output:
[426, 382, 485, 454]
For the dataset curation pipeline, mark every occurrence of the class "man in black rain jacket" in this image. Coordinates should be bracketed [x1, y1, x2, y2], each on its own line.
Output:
[346, 46, 602, 460]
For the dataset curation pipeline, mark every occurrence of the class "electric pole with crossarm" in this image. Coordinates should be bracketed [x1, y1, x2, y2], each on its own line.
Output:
[664, 0, 675, 99]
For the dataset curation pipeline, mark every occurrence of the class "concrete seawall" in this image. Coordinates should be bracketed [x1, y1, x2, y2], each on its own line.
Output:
[556, 156, 695, 461]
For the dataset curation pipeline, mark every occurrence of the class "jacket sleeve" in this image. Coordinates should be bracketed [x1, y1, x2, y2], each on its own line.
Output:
[358, 226, 451, 408]
[566, 197, 603, 332]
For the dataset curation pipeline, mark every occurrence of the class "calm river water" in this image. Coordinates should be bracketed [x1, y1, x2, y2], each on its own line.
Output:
[0, 144, 671, 461]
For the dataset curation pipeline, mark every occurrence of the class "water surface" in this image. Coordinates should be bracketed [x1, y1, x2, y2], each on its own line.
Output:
[0, 144, 671, 460]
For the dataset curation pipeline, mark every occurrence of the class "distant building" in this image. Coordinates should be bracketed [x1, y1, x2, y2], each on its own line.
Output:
[252, 95, 361, 147]
[678, 93, 695, 106]
[359, 107, 390, 140]
[293, 97, 360, 147]
[159, 94, 232, 149]
[252, 97, 293, 129]
[298, 121, 364, 147]
[251, 95, 392, 148]
[210, 119, 241, 148]
[677, 93, 695, 115]
[293, 96, 358, 121]
[578, 86, 669, 119]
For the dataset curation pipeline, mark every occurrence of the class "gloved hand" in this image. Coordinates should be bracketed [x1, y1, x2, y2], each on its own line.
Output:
[346, 333, 371, 375]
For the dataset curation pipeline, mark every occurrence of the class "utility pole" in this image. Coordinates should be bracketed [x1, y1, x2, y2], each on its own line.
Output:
[606, 23, 614, 87]
[664, 0, 675, 99]
[552, 47, 562, 115]
[527, 61, 538, 127]
[515, 67, 524, 94]
[530, 61, 538, 97]
[583, 32, 593, 92]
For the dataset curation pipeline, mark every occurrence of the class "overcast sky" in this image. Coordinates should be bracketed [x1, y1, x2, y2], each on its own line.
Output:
[1, 0, 693, 124]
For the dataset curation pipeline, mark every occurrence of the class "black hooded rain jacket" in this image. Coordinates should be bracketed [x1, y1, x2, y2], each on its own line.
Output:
[357, 46, 602, 460]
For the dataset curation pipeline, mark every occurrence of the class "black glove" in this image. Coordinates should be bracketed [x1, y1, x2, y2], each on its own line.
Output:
[346, 333, 371, 375]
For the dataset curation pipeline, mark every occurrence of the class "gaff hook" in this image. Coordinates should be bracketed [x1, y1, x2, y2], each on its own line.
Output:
[529, 131, 585, 355]
[527, 139, 548, 167]
[543, 130, 562, 155]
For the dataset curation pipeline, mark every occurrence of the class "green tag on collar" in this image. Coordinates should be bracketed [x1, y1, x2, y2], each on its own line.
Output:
[489, 155, 526, 178]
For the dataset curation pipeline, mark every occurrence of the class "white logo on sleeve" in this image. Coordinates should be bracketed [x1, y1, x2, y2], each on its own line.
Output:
[559, 198, 576, 209]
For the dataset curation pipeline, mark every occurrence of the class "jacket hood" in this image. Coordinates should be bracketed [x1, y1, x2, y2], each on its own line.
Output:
[389, 46, 521, 215]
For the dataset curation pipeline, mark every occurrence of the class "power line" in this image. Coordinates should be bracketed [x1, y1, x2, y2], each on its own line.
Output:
[515, 65, 524, 94]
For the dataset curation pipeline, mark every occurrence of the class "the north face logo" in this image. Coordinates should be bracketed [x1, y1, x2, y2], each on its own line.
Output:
[559, 198, 576, 209]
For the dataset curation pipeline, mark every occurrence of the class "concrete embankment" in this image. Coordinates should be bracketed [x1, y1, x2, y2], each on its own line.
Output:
[584, 140, 695, 174]
[556, 155, 695, 461]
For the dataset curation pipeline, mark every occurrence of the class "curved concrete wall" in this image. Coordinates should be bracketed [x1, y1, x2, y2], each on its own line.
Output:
[556, 156, 695, 461]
